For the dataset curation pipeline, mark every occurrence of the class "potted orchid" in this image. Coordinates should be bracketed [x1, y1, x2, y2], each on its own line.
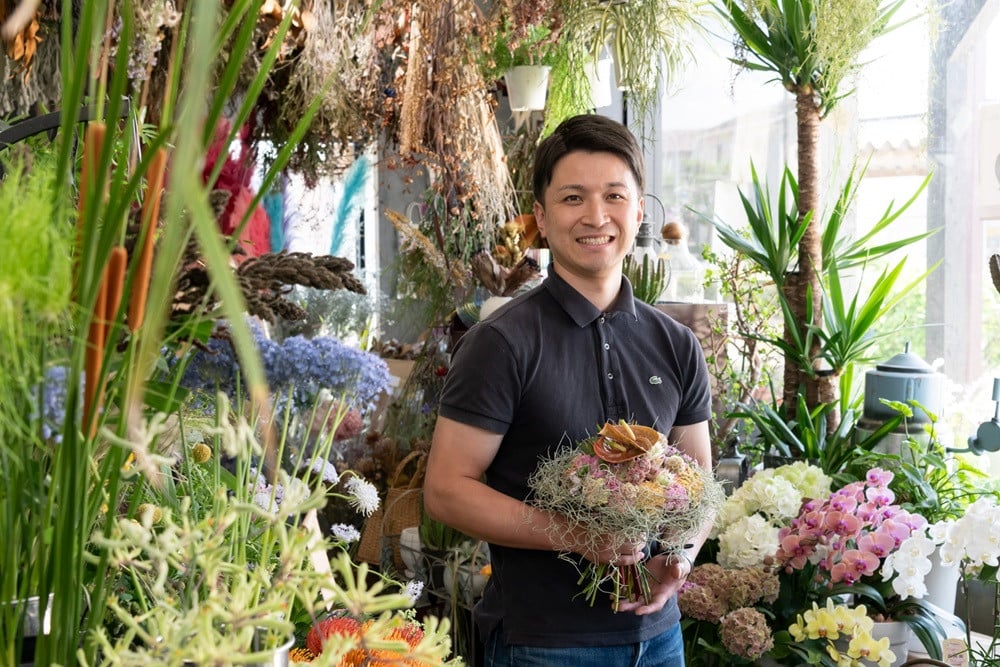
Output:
[679, 461, 950, 666]
[887, 497, 1000, 665]
[767, 468, 948, 665]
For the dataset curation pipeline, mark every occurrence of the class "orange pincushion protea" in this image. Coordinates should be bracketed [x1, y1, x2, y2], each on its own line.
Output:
[307, 616, 430, 666]
[305, 616, 362, 656]
[289, 646, 315, 662]
[591, 421, 662, 463]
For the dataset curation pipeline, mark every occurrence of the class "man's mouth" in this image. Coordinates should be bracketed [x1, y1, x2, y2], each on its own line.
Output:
[578, 236, 613, 246]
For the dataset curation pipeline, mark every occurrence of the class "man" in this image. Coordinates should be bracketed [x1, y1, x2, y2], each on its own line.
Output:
[423, 114, 714, 666]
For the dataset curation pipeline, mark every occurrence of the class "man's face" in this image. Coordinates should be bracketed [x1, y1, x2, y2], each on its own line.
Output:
[534, 150, 644, 283]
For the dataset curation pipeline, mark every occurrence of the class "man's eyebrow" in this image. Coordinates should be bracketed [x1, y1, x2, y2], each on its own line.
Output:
[554, 181, 630, 192]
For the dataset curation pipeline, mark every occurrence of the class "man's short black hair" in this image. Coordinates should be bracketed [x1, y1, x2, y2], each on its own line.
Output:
[532, 114, 646, 204]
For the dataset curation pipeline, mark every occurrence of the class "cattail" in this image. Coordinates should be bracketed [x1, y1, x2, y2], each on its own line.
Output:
[128, 148, 168, 331]
[75, 122, 107, 300]
[103, 246, 127, 344]
[84, 272, 108, 438]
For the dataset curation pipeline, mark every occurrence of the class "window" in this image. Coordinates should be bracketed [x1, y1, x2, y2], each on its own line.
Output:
[656, 2, 1000, 464]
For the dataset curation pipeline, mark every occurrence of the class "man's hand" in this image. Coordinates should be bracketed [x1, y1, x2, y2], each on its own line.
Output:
[614, 553, 691, 616]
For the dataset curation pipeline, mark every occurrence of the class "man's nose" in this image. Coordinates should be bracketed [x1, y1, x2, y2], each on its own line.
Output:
[581, 197, 608, 225]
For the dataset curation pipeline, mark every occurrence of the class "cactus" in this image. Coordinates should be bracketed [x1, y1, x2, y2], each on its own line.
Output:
[623, 254, 669, 305]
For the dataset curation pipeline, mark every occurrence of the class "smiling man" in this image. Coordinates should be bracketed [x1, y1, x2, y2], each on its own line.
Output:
[424, 114, 714, 667]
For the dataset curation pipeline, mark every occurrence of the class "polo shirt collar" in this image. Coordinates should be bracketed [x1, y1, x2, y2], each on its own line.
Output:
[543, 267, 638, 327]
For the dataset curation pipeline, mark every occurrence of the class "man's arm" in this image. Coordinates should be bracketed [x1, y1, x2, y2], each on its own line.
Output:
[616, 420, 715, 615]
[423, 415, 644, 563]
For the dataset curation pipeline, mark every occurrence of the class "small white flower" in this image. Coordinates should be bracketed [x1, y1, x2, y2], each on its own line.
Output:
[253, 491, 277, 512]
[330, 523, 361, 543]
[404, 579, 425, 604]
[304, 457, 340, 485]
[280, 475, 310, 511]
[345, 476, 380, 516]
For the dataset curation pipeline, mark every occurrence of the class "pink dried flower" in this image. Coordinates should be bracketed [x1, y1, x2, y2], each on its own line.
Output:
[678, 582, 728, 622]
[719, 607, 774, 660]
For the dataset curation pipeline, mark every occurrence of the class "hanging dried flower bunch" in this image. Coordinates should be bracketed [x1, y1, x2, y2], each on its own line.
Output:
[393, 0, 517, 270]
[0, 0, 44, 80]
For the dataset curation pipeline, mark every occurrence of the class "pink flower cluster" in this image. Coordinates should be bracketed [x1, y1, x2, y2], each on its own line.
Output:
[775, 468, 927, 586]
[561, 448, 694, 514]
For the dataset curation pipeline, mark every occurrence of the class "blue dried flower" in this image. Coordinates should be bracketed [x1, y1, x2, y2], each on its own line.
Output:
[176, 326, 391, 414]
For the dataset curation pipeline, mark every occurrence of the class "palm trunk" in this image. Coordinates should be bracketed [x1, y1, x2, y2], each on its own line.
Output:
[783, 88, 838, 429]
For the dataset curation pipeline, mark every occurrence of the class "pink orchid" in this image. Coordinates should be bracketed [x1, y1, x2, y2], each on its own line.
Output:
[866, 468, 894, 486]
[857, 531, 896, 559]
[821, 511, 862, 538]
[831, 549, 880, 583]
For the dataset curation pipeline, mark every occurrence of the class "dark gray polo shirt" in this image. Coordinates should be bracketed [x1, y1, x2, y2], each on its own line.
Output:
[437, 268, 712, 648]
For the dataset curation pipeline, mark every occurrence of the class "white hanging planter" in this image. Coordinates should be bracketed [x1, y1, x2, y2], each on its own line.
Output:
[612, 53, 630, 92]
[584, 57, 613, 109]
[504, 65, 551, 111]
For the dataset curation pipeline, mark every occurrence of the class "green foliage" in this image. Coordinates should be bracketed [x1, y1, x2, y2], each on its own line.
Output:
[731, 391, 904, 474]
[0, 0, 338, 662]
[481, 20, 558, 83]
[622, 254, 668, 305]
[699, 246, 783, 454]
[843, 400, 995, 523]
[705, 162, 937, 467]
[0, 152, 73, 318]
[567, 0, 705, 135]
[709, 164, 809, 290]
[714, 0, 907, 118]
[419, 511, 472, 553]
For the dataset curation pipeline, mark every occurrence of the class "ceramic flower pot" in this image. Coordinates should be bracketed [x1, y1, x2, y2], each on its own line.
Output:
[833, 621, 912, 667]
[3, 593, 51, 663]
[399, 526, 423, 578]
[584, 57, 613, 109]
[180, 628, 294, 666]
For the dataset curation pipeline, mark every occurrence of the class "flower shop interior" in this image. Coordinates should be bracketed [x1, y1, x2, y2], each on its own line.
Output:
[3, 0, 1000, 665]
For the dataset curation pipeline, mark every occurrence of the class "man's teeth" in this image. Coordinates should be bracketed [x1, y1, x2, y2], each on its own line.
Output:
[579, 236, 612, 245]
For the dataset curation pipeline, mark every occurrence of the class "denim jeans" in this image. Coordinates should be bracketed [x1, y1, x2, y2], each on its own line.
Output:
[483, 622, 685, 667]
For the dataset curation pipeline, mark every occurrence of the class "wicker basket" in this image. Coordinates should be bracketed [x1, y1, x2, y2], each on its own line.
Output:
[357, 450, 426, 572]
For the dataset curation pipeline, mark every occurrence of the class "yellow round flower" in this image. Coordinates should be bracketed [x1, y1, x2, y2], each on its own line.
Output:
[191, 442, 212, 464]
[136, 503, 162, 524]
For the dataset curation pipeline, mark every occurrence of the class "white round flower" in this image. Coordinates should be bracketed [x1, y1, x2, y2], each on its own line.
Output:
[346, 476, 380, 516]
[773, 461, 832, 502]
[330, 523, 361, 543]
[717, 514, 780, 568]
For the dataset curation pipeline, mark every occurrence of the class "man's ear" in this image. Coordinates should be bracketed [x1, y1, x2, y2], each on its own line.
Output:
[533, 200, 546, 238]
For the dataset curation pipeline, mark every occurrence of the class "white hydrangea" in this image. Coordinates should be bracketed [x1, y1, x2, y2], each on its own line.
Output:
[772, 460, 833, 502]
[711, 464, 820, 539]
[304, 457, 340, 484]
[717, 514, 781, 568]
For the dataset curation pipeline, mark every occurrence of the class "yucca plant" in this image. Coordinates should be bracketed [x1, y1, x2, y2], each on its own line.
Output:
[714, 0, 913, 425]
[707, 153, 936, 434]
